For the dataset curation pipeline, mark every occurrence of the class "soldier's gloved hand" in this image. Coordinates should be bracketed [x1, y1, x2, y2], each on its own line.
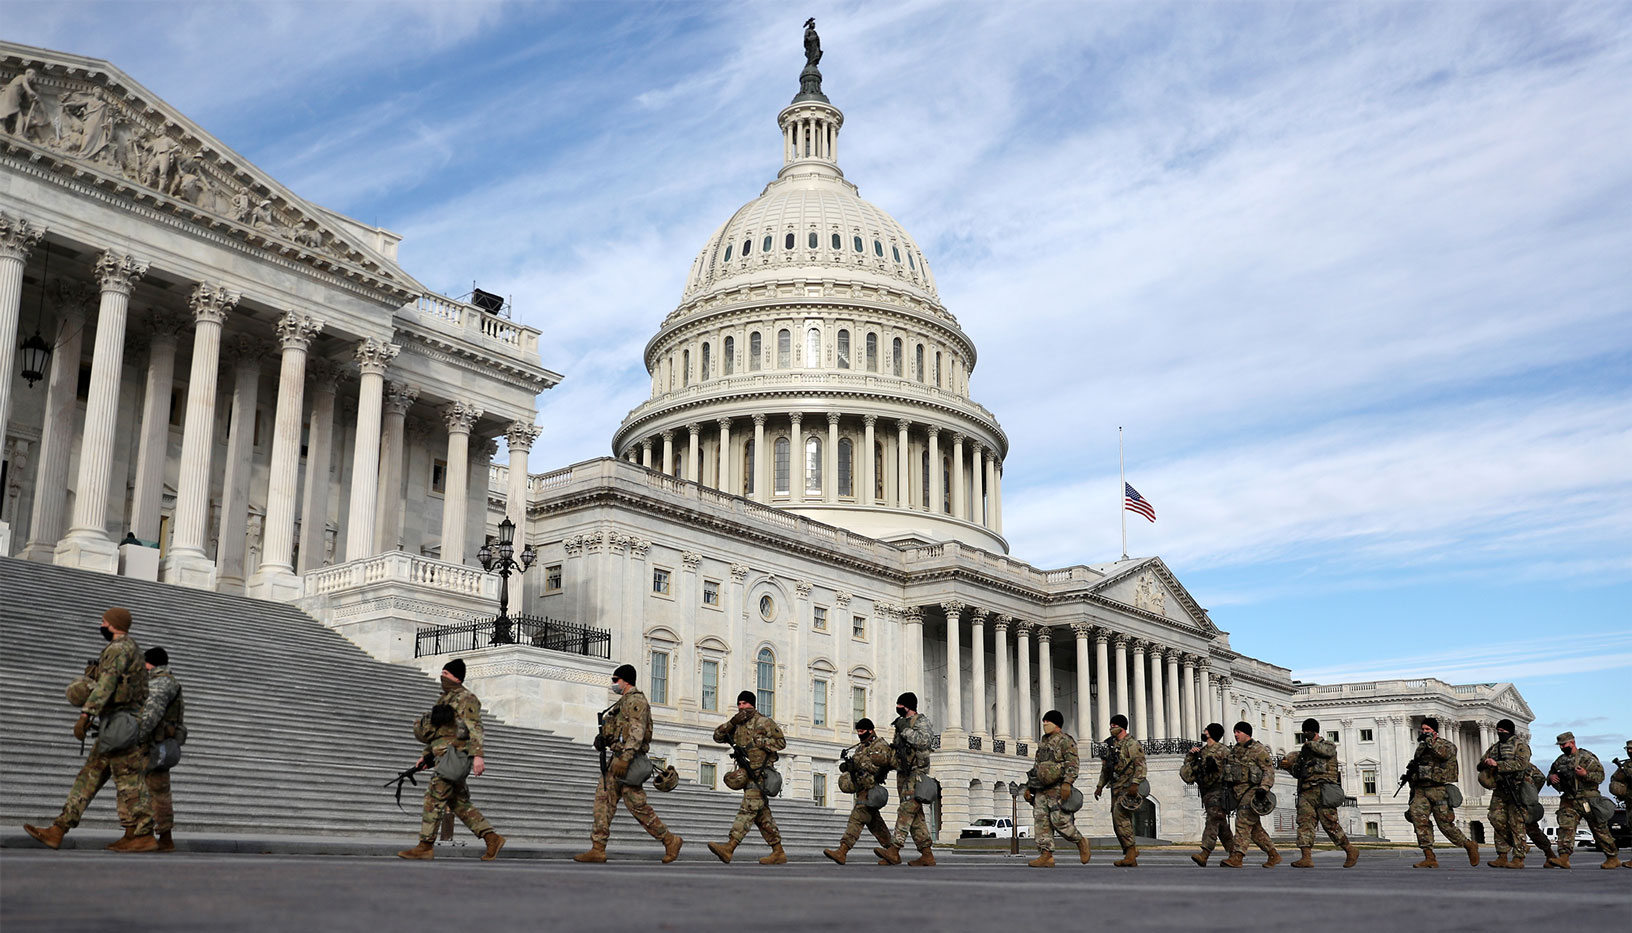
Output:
[609, 756, 630, 780]
[72, 713, 90, 742]
[1094, 787, 1103, 800]
[1060, 782, 1074, 799]
[1024, 788, 1035, 805]
[731, 708, 753, 726]
[592, 734, 607, 751]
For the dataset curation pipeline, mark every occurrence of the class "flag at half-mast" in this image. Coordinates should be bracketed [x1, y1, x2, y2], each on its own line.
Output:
[1124, 483, 1156, 523]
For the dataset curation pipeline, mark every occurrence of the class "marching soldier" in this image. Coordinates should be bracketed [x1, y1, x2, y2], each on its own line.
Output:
[708, 690, 788, 864]
[876, 692, 937, 866]
[1404, 717, 1479, 868]
[1545, 732, 1621, 869]
[1611, 741, 1632, 869]
[1093, 713, 1146, 867]
[1026, 710, 1091, 868]
[1220, 720, 1279, 868]
[136, 647, 186, 852]
[575, 664, 683, 863]
[1477, 718, 1532, 868]
[23, 607, 156, 852]
[398, 659, 505, 860]
[823, 718, 895, 864]
[1183, 722, 1234, 866]
[1280, 718, 1358, 868]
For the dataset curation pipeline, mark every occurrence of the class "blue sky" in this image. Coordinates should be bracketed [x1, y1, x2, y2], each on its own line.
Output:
[8, 1, 1628, 748]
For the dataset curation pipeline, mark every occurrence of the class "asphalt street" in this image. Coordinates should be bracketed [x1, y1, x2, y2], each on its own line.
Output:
[2, 848, 1627, 932]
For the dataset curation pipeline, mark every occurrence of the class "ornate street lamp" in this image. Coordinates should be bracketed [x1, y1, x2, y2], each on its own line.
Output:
[477, 516, 535, 645]
[19, 330, 51, 387]
[1007, 781, 1022, 856]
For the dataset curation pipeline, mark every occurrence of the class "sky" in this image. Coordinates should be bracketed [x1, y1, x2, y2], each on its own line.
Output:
[7, 1, 1628, 751]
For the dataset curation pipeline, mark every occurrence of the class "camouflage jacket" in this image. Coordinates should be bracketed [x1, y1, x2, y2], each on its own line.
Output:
[599, 688, 654, 762]
[1548, 749, 1606, 799]
[891, 712, 935, 777]
[844, 734, 895, 793]
[1033, 729, 1080, 791]
[714, 710, 786, 770]
[438, 683, 485, 757]
[1181, 740, 1230, 793]
[82, 636, 147, 718]
[136, 667, 186, 745]
[1408, 735, 1459, 787]
[1096, 734, 1146, 794]
[1609, 758, 1631, 802]
[1478, 736, 1532, 799]
[1225, 738, 1276, 793]
[1281, 736, 1340, 791]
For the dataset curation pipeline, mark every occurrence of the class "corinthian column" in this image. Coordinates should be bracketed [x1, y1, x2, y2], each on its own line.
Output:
[1181, 654, 1198, 738]
[1197, 662, 1213, 731]
[128, 312, 191, 542]
[969, 610, 988, 744]
[373, 380, 418, 552]
[1015, 620, 1034, 745]
[927, 425, 941, 514]
[1167, 649, 1184, 738]
[895, 419, 910, 508]
[439, 401, 482, 565]
[950, 432, 965, 520]
[159, 283, 238, 588]
[0, 213, 44, 451]
[993, 616, 1012, 745]
[789, 413, 804, 500]
[248, 312, 324, 599]
[1148, 645, 1166, 741]
[751, 413, 766, 500]
[901, 606, 925, 694]
[1112, 634, 1129, 726]
[1072, 624, 1092, 742]
[343, 339, 399, 561]
[686, 422, 701, 483]
[716, 418, 731, 492]
[825, 412, 839, 503]
[862, 415, 876, 505]
[21, 281, 96, 562]
[212, 337, 264, 592]
[1130, 640, 1148, 738]
[941, 601, 964, 734]
[55, 252, 148, 573]
[1094, 630, 1111, 740]
[297, 359, 342, 573]
[505, 421, 540, 530]
[970, 442, 985, 527]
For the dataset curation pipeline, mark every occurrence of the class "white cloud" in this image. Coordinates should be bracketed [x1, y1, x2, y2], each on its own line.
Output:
[1298, 632, 1632, 684]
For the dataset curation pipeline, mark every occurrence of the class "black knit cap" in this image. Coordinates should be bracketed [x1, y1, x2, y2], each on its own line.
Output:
[896, 692, 917, 711]
[1043, 709, 1064, 727]
[1206, 722, 1224, 741]
[1422, 716, 1440, 732]
[612, 663, 637, 684]
[1497, 718, 1515, 733]
[1302, 718, 1320, 734]
[737, 690, 756, 706]
[442, 658, 466, 681]
[1109, 714, 1128, 730]
[1234, 720, 1253, 736]
[144, 647, 168, 667]
[856, 718, 875, 732]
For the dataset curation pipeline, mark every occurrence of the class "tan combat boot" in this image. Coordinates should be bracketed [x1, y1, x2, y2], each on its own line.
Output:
[1463, 841, 1479, 866]
[823, 842, 851, 865]
[907, 845, 936, 866]
[1600, 855, 1622, 869]
[759, 844, 788, 865]
[1077, 836, 1093, 864]
[1263, 846, 1282, 868]
[1291, 847, 1314, 868]
[1342, 843, 1359, 868]
[397, 841, 435, 860]
[1506, 856, 1525, 869]
[1113, 846, 1138, 867]
[1554, 851, 1572, 869]
[572, 842, 607, 863]
[481, 832, 506, 861]
[1191, 850, 1210, 867]
[661, 832, 684, 864]
[110, 833, 158, 853]
[1027, 851, 1055, 868]
[23, 824, 67, 850]
[707, 838, 738, 864]
[1413, 848, 1439, 868]
[105, 827, 135, 850]
[873, 844, 902, 865]
[1487, 854, 1509, 868]
[156, 831, 175, 853]
[1219, 852, 1244, 868]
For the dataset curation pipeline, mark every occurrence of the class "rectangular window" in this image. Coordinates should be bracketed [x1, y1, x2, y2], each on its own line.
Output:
[431, 459, 447, 494]
[1365, 819, 1380, 838]
[813, 678, 828, 725]
[813, 606, 828, 631]
[750, 332, 762, 371]
[1359, 728, 1374, 742]
[1326, 730, 1339, 743]
[774, 438, 790, 495]
[851, 685, 866, 725]
[852, 615, 866, 639]
[702, 579, 720, 606]
[701, 659, 719, 711]
[700, 761, 717, 789]
[544, 564, 563, 594]
[837, 329, 850, 369]
[777, 330, 791, 368]
[650, 650, 669, 705]
[813, 771, 827, 807]
[652, 568, 671, 596]
[866, 333, 878, 371]
[1362, 769, 1377, 795]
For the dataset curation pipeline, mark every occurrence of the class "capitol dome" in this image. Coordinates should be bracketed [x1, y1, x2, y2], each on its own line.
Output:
[613, 58, 1010, 552]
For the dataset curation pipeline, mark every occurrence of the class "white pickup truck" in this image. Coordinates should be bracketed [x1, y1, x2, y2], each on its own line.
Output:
[959, 817, 1031, 839]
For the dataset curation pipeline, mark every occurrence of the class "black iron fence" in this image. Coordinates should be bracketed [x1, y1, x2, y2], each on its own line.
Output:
[414, 614, 612, 660]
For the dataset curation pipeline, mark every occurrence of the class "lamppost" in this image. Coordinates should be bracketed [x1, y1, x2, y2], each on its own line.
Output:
[477, 516, 535, 645]
[1008, 780, 1022, 856]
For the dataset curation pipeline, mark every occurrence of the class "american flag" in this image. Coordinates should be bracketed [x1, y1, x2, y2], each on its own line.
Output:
[1124, 483, 1156, 523]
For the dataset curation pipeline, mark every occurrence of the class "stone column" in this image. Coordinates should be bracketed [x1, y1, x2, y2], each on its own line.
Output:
[902, 606, 924, 695]
[1147, 646, 1166, 740]
[342, 339, 399, 561]
[55, 252, 148, 572]
[951, 432, 965, 519]
[661, 430, 674, 474]
[1037, 626, 1054, 717]
[895, 419, 910, 508]
[372, 380, 418, 552]
[993, 459, 1003, 533]
[213, 338, 264, 592]
[1072, 624, 1092, 741]
[825, 412, 839, 503]
[20, 281, 95, 561]
[984, 454, 997, 530]
[716, 418, 731, 492]
[159, 283, 237, 587]
[927, 425, 941, 513]
[1197, 662, 1213, 729]
[1130, 640, 1148, 737]
[128, 311, 190, 542]
[862, 415, 876, 505]
[1015, 621, 1034, 745]
[686, 422, 700, 483]
[297, 359, 342, 573]
[789, 412, 804, 500]
[1112, 634, 1130, 725]
[969, 610, 988, 744]
[640, 438, 653, 470]
[970, 442, 985, 527]
[1216, 675, 1231, 729]
[941, 601, 964, 734]
[505, 421, 540, 529]
[439, 401, 482, 565]
[1094, 630, 1111, 739]
[993, 617, 1012, 745]
[247, 312, 324, 598]
[0, 213, 44, 454]
[1181, 654, 1198, 738]
[751, 414, 767, 500]
[1166, 650, 1184, 738]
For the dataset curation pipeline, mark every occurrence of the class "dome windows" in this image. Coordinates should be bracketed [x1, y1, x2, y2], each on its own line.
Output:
[749, 331, 762, 371]
[838, 437, 854, 497]
[892, 245, 901, 263]
[808, 231, 818, 249]
[723, 336, 734, 375]
[743, 238, 752, 256]
[915, 344, 925, 382]
[700, 343, 710, 381]
[805, 327, 821, 367]
[907, 251, 915, 270]
[873, 239, 884, 257]
[763, 235, 773, 253]
[865, 333, 878, 372]
[892, 337, 903, 377]
[832, 232, 842, 250]
[837, 329, 850, 369]
[724, 244, 733, 262]
[805, 437, 823, 494]
[774, 437, 791, 494]
[777, 329, 791, 368]
[785, 233, 795, 250]
[852, 236, 863, 253]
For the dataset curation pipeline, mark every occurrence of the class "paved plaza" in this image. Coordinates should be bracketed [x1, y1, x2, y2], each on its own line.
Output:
[3, 848, 1627, 932]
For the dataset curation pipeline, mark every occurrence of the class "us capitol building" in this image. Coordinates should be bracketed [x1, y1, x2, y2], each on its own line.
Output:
[0, 39, 1532, 844]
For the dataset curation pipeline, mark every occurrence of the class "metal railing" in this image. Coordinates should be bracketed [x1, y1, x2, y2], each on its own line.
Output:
[414, 614, 612, 659]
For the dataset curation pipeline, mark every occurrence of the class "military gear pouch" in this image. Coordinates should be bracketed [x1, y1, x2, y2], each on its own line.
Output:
[1587, 795, 1614, 824]
[149, 738, 182, 772]
[1444, 784, 1463, 809]
[725, 767, 749, 791]
[653, 764, 680, 792]
[435, 747, 473, 783]
[96, 710, 140, 755]
[838, 772, 857, 795]
[1318, 782, 1346, 809]
[1221, 786, 1239, 813]
[1527, 802, 1546, 824]
[866, 785, 889, 810]
[760, 767, 784, 797]
[1516, 779, 1540, 808]
[620, 753, 653, 787]
[913, 776, 941, 804]
[1250, 789, 1278, 816]
[66, 677, 93, 708]
[1477, 768, 1497, 790]
[1061, 786, 1084, 813]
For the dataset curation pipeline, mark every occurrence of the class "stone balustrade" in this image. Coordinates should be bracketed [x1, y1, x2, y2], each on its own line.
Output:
[407, 291, 540, 355]
[303, 551, 497, 600]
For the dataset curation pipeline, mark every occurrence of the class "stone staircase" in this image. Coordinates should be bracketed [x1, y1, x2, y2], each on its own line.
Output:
[0, 557, 849, 850]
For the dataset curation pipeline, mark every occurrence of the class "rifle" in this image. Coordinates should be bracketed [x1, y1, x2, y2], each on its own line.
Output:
[1393, 771, 1410, 798]
[730, 744, 765, 791]
[384, 755, 433, 812]
[594, 701, 618, 775]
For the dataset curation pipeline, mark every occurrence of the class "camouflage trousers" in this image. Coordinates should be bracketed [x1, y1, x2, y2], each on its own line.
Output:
[55, 741, 153, 835]
[1487, 794, 1528, 859]
[1555, 796, 1618, 858]
[589, 772, 669, 846]
[1109, 789, 1138, 849]
[1228, 789, 1275, 858]
[726, 786, 780, 846]
[890, 773, 932, 850]
[1031, 788, 1084, 853]
[1295, 787, 1349, 848]
[145, 769, 174, 835]
[836, 794, 892, 849]
[1407, 786, 1469, 848]
[418, 776, 494, 843]
[1198, 790, 1235, 855]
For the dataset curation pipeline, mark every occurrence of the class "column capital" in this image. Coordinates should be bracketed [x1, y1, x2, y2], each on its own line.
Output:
[274, 311, 324, 350]
[473, 434, 500, 461]
[1035, 625, 1054, 644]
[1146, 643, 1165, 660]
[1195, 658, 1211, 672]
[641, 437, 654, 452]
[681, 551, 703, 571]
[794, 579, 814, 597]
[1013, 619, 1034, 638]
[506, 421, 542, 451]
[686, 422, 701, 437]
[95, 251, 149, 295]
[353, 338, 400, 375]
[751, 413, 767, 427]
[144, 309, 193, 343]
[993, 616, 1011, 635]
[716, 417, 732, 430]
[0, 212, 46, 261]
[1071, 622, 1093, 639]
[729, 563, 751, 581]
[1112, 633, 1130, 649]
[901, 606, 924, 624]
[441, 400, 483, 434]
[49, 279, 100, 319]
[926, 424, 940, 439]
[788, 411, 803, 426]
[1094, 627, 1112, 645]
[187, 283, 239, 324]
[1216, 674, 1232, 687]
[834, 591, 853, 607]
[661, 428, 674, 442]
[951, 431, 966, 445]
[1129, 638, 1147, 655]
[939, 600, 965, 619]
[382, 381, 420, 416]
[305, 356, 348, 391]
[895, 418, 911, 433]
[222, 335, 268, 368]
[862, 413, 878, 427]
[827, 411, 841, 426]
[969, 438, 984, 454]
[1182, 653, 1200, 668]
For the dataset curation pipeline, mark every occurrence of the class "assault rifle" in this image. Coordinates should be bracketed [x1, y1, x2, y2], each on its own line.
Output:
[384, 755, 433, 812]
[594, 701, 618, 775]
[730, 744, 765, 790]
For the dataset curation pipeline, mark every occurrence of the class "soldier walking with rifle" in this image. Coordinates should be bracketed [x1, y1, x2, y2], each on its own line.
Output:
[397, 659, 505, 860]
[875, 692, 938, 867]
[1281, 718, 1358, 868]
[1545, 731, 1621, 869]
[1183, 723, 1235, 866]
[1094, 713, 1147, 867]
[1403, 717, 1478, 868]
[1477, 718, 1533, 868]
[1219, 720, 1279, 869]
[1611, 740, 1632, 870]
[575, 664, 683, 864]
[823, 718, 895, 864]
[1025, 710, 1091, 868]
[708, 690, 788, 864]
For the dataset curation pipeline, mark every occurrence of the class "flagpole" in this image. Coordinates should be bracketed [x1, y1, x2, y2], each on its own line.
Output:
[1119, 426, 1127, 559]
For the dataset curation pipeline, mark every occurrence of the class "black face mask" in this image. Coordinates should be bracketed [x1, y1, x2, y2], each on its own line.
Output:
[1498, 731, 1513, 742]
[896, 707, 908, 719]
[1419, 732, 1431, 742]
[99, 626, 114, 642]
[859, 732, 874, 743]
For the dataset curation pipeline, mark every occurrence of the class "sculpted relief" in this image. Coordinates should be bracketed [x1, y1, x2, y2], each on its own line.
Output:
[1133, 571, 1166, 615]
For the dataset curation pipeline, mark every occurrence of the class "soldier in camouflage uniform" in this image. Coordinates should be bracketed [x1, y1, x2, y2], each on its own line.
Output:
[397, 659, 505, 860]
[1094, 713, 1146, 867]
[575, 664, 683, 863]
[824, 718, 896, 864]
[135, 647, 186, 852]
[1476, 718, 1532, 868]
[1405, 716, 1479, 868]
[1545, 732, 1621, 869]
[876, 691, 937, 866]
[708, 690, 788, 864]
[1219, 720, 1279, 868]
[1281, 718, 1358, 868]
[1611, 740, 1632, 869]
[1183, 723, 1235, 866]
[24, 607, 156, 852]
[1026, 710, 1091, 867]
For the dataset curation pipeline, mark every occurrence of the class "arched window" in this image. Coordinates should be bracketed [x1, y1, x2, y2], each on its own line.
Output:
[668, 355, 675, 391]
[892, 245, 901, 263]
[700, 343, 710, 381]
[874, 440, 885, 500]
[723, 336, 735, 375]
[838, 437, 854, 497]
[915, 344, 925, 382]
[837, 329, 850, 369]
[749, 332, 762, 371]
[853, 235, 864, 253]
[873, 239, 884, 257]
[785, 232, 795, 250]
[907, 251, 915, 270]
[934, 351, 942, 387]
[943, 456, 951, 512]
[808, 231, 818, 248]
[682, 349, 690, 387]
[774, 436, 790, 494]
[724, 244, 733, 262]
[865, 333, 878, 372]
[743, 238, 752, 256]
[742, 439, 755, 496]
[762, 235, 773, 253]
[757, 647, 776, 717]
[805, 436, 822, 494]
[777, 329, 791, 368]
[892, 337, 903, 377]
[832, 232, 842, 250]
[921, 449, 930, 509]
[805, 327, 821, 368]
